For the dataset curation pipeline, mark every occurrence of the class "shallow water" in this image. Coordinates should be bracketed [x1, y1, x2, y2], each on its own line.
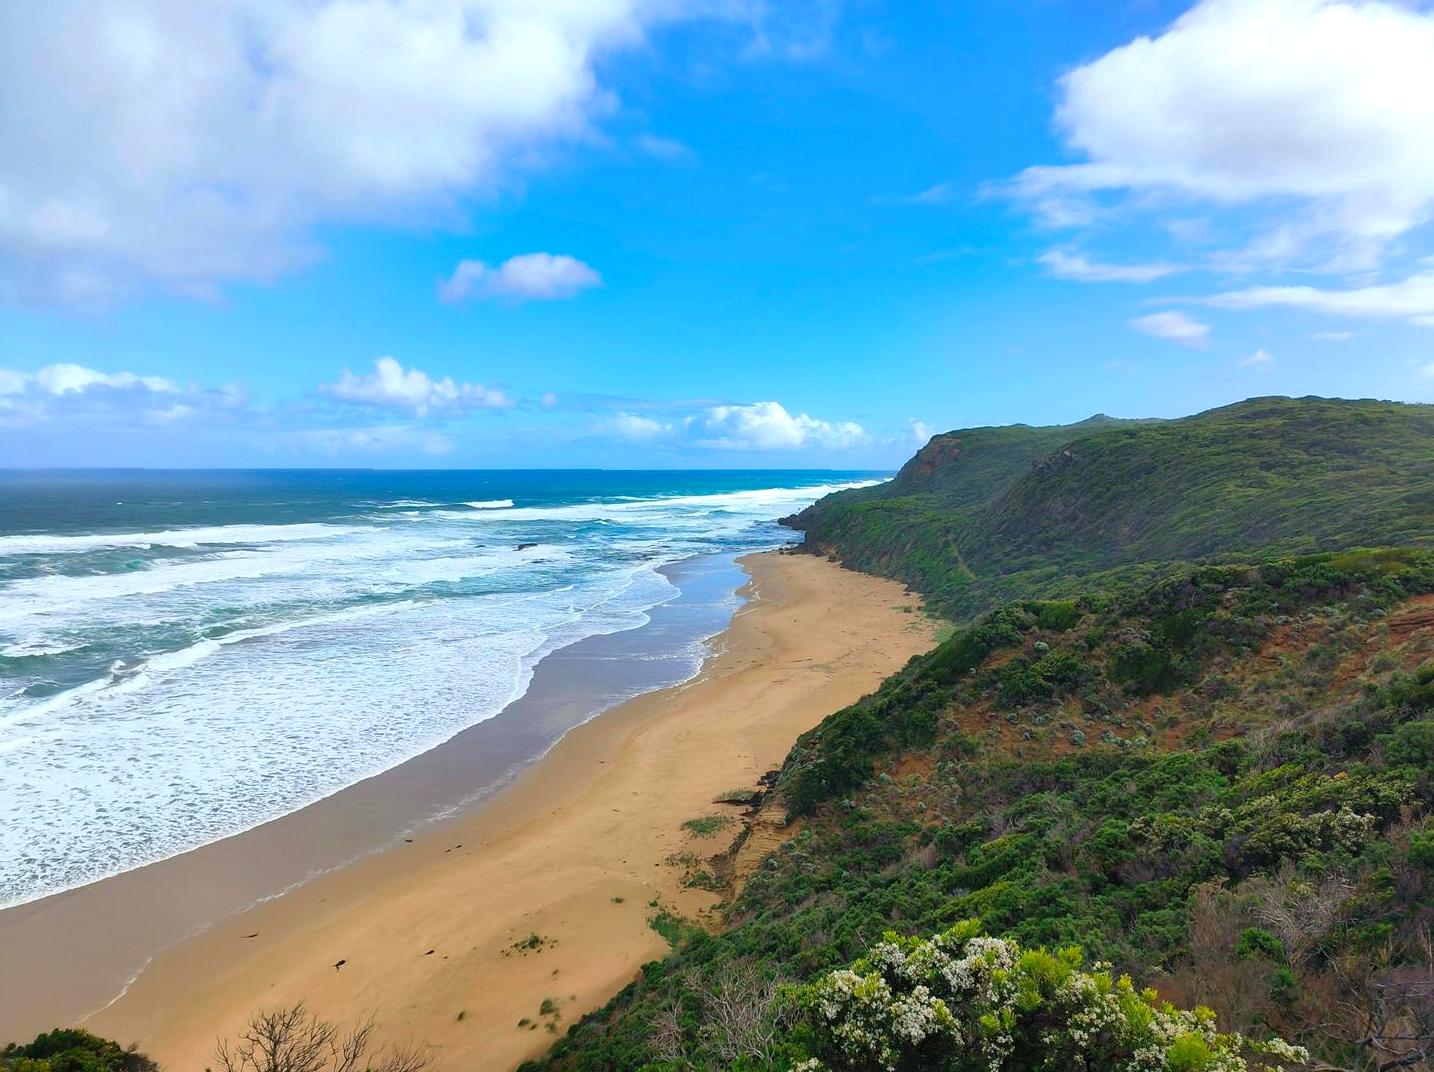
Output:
[0, 469, 882, 908]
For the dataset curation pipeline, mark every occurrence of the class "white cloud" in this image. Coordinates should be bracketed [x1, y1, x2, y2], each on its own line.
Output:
[0, 2, 754, 304]
[322, 356, 512, 416]
[1312, 330, 1355, 341]
[439, 253, 602, 303]
[33, 363, 177, 395]
[1013, 0, 1434, 269]
[608, 412, 671, 441]
[594, 400, 868, 451]
[1037, 249, 1181, 284]
[1422, 362, 1434, 379]
[0, 363, 177, 397]
[0, 362, 244, 430]
[909, 418, 936, 444]
[1130, 310, 1211, 347]
[1239, 348, 1273, 368]
[1209, 272, 1434, 324]
[0, 358, 472, 456]
[696, 401, 867, 451]
[146, 403, 196, 424]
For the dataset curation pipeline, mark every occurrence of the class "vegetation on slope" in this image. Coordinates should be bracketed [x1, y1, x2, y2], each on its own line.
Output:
[787, 398, 1434, 619]
[0, 1031, 155, 1072]
[530, 547, 1434, 1072]
[798, 921, 1305, 1072]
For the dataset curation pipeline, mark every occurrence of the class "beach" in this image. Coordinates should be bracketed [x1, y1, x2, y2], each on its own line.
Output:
[4, 551, 933, 1071]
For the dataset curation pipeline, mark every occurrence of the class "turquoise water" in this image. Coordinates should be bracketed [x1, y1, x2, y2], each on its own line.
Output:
[0, 469, 882, 908]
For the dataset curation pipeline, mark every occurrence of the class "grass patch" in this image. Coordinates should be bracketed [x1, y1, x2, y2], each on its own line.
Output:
[681, 814, 735, 837]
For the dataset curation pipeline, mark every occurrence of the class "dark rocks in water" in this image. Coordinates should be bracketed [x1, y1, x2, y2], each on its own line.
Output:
[516, 542, 539, 551]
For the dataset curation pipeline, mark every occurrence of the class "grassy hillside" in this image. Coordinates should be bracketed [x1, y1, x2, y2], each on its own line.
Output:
[788, 397, 1434, 619]
[529, 547, 1434, 1072]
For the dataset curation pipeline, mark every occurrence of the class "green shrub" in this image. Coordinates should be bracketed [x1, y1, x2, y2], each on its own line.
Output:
[1233, 928, 1285, 962]
[1385, 665, 1434, 714]
[1409, 829, 1434, 869]
[0, 1031, 155, 1072]
[797, 922, 1305, 1072]
[1032, 600, 1082, 632]
[1384, 720, 1434, 767]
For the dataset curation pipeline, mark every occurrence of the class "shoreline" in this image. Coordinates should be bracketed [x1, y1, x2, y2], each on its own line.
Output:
[0, 551, 752, 1036]
[5, 551, 934, 1071]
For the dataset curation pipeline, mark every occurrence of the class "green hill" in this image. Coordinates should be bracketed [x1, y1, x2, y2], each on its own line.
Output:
[788, 396, 1434, 619]
[524, 397, 1434, 1072]
[529, 547, 1434, 1072]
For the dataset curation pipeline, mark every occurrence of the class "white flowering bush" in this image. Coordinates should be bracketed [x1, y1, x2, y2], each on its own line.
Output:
[795, 920, 1307, 1072]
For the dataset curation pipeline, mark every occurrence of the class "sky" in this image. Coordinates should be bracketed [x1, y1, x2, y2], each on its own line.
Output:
[1, 0, 1433, 469]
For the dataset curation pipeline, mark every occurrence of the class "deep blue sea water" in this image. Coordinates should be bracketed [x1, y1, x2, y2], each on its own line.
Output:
[0, 469, 883, 908]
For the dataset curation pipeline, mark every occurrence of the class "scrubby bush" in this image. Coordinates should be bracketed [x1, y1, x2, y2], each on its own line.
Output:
[797, 921, 1305, 1072]
[1, 1031, 155, 1072]
[530, 550, 1434, 1072]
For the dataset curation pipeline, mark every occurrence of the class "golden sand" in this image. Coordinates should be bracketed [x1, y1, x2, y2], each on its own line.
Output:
[68, 552, 933, 1070]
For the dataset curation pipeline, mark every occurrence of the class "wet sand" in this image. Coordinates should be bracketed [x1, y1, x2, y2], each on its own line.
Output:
[7, 552, 933, 1071]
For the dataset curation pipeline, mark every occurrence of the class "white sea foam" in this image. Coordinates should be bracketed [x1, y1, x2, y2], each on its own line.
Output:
[5, 600, 425, 726]
[0, 530, 479, 626]
[0, 522, 360, 555]
[432, 481, 877, 524]
[0, 476, 860, 908]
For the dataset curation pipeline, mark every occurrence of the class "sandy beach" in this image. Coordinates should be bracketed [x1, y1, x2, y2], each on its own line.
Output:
[8, 551, 932, 1071]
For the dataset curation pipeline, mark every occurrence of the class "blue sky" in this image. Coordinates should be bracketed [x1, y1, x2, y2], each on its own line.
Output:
[2, 0, 1433, 468]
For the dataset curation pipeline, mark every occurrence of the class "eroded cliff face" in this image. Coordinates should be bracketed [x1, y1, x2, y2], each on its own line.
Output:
[893, 431, 963, 485]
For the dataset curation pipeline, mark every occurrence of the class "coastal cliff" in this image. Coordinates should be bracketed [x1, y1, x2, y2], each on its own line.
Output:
[529, 395, 1434, 1072]
[786, 396, 1434, 619]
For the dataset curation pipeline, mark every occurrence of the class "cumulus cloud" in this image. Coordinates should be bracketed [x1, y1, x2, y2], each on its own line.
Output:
[1, 363, 176, 395]
[0, 362, 244, 430]
[1037, 250, 1181, 284]
[1208, 272, 1434, 325]
[439, 253, 602, 303]
[608, 412, 671, 441]
[0, 2, 757, 304]
[696, 401, 867, 451]
[1130, 310, 1211, 347]
[0, 358, 479, 458]
[595, 399, 868, 452]
[322, 356, 512, 416]
[1013, 0, 1434, 269]
[1239, 348, 1274, 368]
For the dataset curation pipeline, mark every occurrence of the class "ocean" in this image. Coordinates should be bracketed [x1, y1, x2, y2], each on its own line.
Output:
[0, 468, 881, 910]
